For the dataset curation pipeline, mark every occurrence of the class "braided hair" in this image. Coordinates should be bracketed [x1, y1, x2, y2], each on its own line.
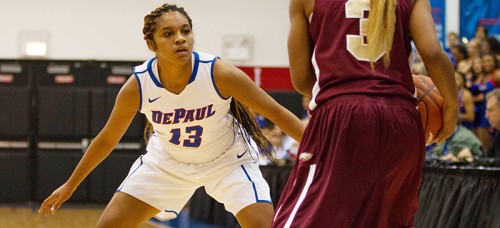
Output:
[143, 4, 193, 41]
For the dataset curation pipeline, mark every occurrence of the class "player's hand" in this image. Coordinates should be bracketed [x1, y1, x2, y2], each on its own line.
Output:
[38, 183, 74, 217]
[435, 102, 459, 145]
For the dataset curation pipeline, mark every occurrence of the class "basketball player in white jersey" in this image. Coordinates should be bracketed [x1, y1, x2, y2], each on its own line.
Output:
[39, 4, 305, 227]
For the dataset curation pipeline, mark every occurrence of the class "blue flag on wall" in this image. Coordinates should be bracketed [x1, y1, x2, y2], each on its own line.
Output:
[429, 0, 446, 48]
[460, 0, 500, 41]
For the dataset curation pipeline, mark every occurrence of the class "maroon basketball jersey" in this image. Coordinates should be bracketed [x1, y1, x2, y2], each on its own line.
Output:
[309, 0, 415, 110]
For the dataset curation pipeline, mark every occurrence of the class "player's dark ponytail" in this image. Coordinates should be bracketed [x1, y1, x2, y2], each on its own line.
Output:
[230, 98, 277, 164]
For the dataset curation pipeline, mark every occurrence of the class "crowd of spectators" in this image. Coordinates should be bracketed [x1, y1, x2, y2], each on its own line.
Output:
[417, 24, 500, 164]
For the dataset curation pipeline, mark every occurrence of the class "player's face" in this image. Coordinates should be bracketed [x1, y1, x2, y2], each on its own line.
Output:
[486, 96, 500, 130]
[150, 11, 194, 62]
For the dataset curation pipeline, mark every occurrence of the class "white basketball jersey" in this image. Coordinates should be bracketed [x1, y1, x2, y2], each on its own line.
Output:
[133, 52, 236, 163]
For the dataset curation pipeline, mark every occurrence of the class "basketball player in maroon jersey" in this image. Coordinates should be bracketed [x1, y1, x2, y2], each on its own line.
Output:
[272, 0, 458, 227]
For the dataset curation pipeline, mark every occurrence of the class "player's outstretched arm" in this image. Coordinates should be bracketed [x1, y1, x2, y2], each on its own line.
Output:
[213, 59, 305, 142]
[410, 0, 458, 145]
[38, 76, 140, 217]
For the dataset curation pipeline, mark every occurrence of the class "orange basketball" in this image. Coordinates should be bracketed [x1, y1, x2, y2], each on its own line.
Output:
[413, 74, 444, 145]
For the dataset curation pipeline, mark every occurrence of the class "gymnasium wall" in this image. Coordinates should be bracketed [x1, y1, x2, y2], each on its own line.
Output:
[0, 59, 303, 203]
[0, 0, 290, 66]
[1, 0, 472, 66]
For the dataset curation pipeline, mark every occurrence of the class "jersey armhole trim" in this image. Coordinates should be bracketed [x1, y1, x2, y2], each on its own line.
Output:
[211, 57, 230, 100]
[132, 66, 144, 112]
[189, 52, 200, 84]
[147, 57, 163, 88]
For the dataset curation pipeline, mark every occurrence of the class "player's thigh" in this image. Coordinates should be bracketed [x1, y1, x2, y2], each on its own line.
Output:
[236, 202, 274, 228]
[206, 162, 273, 227]
[97, 192, 160, 228]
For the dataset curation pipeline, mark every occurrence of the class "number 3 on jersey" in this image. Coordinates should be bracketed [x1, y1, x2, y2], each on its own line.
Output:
[169, 125, 203, 147]
[345, 0, 385, 61]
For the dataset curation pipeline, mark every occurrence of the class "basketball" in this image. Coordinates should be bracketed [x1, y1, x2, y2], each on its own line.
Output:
[413, 74, 444, 145]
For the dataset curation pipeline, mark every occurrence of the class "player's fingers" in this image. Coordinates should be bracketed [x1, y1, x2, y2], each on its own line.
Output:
[40, 197, 58, 217]
[39, 198, 52, 214]
[51, 201, 62, 214]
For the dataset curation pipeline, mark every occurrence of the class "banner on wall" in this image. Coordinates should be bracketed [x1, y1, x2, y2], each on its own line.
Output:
[430, 0, 446, 48]
[460, 0, 500, 41]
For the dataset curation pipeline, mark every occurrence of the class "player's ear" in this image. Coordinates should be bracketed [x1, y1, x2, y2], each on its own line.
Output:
[146, 40, 157, 51]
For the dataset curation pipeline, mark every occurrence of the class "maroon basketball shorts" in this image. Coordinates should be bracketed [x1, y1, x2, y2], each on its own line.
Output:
[272, 95, 425, 228]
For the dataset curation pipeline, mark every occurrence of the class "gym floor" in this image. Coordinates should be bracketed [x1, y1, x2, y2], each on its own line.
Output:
[0, 203, 224, 228]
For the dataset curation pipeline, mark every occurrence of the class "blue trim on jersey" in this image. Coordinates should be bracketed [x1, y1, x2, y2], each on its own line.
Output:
[189, 52, 200, 84]
[241, 164, 273, 204]
[116, 155, 144, 192]
[147, 57, 163, 88]
[132, 66, 144, 111]
[210, 57, 230, 100]
[164, 210, 179, 216]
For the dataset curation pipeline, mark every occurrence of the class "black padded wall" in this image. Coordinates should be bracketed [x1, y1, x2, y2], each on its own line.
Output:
[88, 62, 144, 141]
[36, 61, 91, 141]
[0, 62, 30, 139]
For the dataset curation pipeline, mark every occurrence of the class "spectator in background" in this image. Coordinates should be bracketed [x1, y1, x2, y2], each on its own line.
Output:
[280, 95, 312, 164]
[300, 95, 311, 121]
[470, 57, 494, 150]
[250, 109, 267, 128]
[483, 54, 500, 86]
[474, 24, 488, 52]
[428, 123, 483, 163]
[485, 89, 500, 165]
[450, 44, 469, 70]
[282, 117, 310, 163]
[467, 38, 483, 60]
[483, 37, 500, 61]
[447, 32, 460, 47]
[411, 51, 427, 75]
[471, 57, 485, 88]
[445, 32, 460, 65]
[260, 122, 288, 166]
[456, 72, 475, 129]
[456, 39, 481, 81]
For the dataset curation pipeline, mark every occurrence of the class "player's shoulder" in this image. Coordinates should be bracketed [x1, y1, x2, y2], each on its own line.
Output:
[133, 57, 156, 75]
[194, 51, 218, 62]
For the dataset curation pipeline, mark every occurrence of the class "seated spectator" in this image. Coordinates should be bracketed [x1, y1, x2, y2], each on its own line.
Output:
[485, 89, 500, 165]
[428, 124, 484, 163]
[259, 122, 288, 166]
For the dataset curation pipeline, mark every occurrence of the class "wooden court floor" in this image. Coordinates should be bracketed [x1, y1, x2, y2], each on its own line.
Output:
[0, 203, 163, 228]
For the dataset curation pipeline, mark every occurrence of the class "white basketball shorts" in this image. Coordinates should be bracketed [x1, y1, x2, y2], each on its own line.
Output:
[116, 134, 272, 220]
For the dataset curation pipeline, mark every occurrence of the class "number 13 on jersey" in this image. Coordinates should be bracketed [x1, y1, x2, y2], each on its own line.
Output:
[169, 125, 203, 147]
